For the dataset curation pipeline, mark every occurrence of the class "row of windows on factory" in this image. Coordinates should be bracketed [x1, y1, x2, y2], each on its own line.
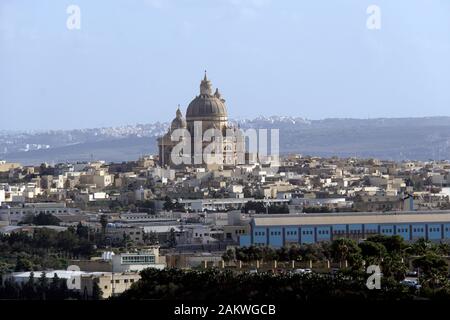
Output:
[255, 226, 450, 238]
[374, 227, 448, 233]
[289, 228, 410, 236]
[257, 230, 333, 236]
[256, 230, 318, 236]
[335, 229, 376, 234]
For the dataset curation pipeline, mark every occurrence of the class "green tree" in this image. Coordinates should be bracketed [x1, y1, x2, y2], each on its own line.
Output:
[20, 213, 34, 225]
[100, 214, 108, 238]
[15, 255, 34, 272]
[163, 196, 174, 211]
[235, 247, 249, 262]
[330, 238, 361, 267]
[76, 222, 89, 239]
[222, 249, 235, 262]
[162, 196, 184, 211]
[408, 238, 432, 256]
[366, 235, 405, 254]
[0, 278, 20, 299]
[56, 230, 79, 254]
[381, 254, 407, 281]
[22, 272, 37, 300]
[413, 254, 449, 289]
[32, 213, 61, 226]
[359, 241, 387, 263]
[436, 242, 450, 255]
[242, 201, 266, 213]
[33, 228, 57, 248]
[167, 228, 177, 248]
[48, 273, 61, 300]
[75, 239, 96, 257]
[37, 271, 49, 300]
[122, 232, 132, 249]
[92, 280, 103, 300]
[288, 245, 302, 261]
[118, 268, 417, 301]
[268, 203, 290, 214]
[143, 231, 158, 245]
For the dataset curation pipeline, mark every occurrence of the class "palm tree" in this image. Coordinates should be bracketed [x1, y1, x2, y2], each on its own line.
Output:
[331, 238, 361, 267]
[409, 238, 431, 256]
[413, 254, 449, 289]
[359, 240, 387, 264]
[381, 254, 407, 281]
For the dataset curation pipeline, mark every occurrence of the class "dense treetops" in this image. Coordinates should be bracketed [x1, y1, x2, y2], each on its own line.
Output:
[120, 235, 450, 301]
[0, 224, 96, 274]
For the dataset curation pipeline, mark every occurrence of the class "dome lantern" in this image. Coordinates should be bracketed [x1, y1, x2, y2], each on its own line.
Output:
[176, 105, 183, 118]
[200, 71, 213, 96]
[186, 72, 228, 122]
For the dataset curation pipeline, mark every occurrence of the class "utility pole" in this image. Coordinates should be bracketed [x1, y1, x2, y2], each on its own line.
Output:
[264, 197, 269, 214]
[111, 253, 115, 297]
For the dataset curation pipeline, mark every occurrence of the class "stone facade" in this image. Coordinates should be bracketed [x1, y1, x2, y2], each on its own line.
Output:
[158, 73, 242, 169]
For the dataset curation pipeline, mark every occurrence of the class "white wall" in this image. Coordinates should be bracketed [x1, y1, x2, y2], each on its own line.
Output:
[0, 190, 5, 205]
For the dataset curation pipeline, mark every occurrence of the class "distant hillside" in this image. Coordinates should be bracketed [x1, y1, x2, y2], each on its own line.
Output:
[2, 116, 450, 165]
[1, 137, 158, 165]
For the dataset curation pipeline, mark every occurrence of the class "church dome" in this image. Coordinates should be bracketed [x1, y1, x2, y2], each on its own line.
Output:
[186, 96, 227, 119]
[171, 107, 187, 131]
[186, 73, 228, 120]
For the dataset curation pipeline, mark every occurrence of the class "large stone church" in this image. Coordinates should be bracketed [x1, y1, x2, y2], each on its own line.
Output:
[157, 73, 243, 169]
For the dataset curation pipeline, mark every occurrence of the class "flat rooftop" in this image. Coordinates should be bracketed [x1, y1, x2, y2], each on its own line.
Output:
[252, 210, 450, 227]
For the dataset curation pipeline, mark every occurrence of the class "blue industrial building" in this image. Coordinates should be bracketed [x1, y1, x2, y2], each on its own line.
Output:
[239, 210, 450, 247]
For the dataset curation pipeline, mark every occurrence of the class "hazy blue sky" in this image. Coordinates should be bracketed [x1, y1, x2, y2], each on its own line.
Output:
[1, 0, 450, 130]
